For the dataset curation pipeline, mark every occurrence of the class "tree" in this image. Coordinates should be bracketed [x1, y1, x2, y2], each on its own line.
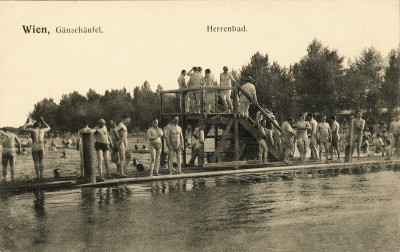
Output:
[132, 81, 161, 130]
[58, 91, 88, 132]
[344, 47, 384, 123]
[293, 39, 345, 116]
[30, 98, 59, 132]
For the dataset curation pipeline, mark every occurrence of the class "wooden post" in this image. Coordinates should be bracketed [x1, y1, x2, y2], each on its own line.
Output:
[200, 89, 205, 115]
[82, 132, 96, 183]
[181, 92, 187, 166]
[160, 93, 164, 115]
[345, 116, 355, 163]
[233, 86, 239, 161]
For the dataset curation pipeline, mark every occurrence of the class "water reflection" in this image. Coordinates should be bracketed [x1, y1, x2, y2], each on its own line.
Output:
[0, 164, 399, 251]
[33, 190, 48, 246]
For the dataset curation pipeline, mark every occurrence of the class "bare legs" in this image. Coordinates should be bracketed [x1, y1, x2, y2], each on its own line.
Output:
[149, 146, 161, 176]
[168, 148, 182, 175]
[96, 150, 111, 180]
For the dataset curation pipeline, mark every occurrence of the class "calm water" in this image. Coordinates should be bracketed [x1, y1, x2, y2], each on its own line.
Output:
[1, 165, 400, 251]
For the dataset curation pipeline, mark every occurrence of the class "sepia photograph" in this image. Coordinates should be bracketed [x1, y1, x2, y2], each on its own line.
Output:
[0, 0, 399, 251]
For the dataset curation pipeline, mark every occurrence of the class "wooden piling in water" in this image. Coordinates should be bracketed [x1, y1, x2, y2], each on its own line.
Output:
[81, 132, 96, 183]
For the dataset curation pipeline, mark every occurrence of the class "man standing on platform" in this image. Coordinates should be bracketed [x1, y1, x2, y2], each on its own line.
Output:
[166, 116, 184, 174]
[203, 69, 215, 113]
[281, 117, 296, 164]
[295, 113, 311, 164]
[109, 119, 120, 173]
[93, 119, 113, 181]
[316, 114, 332, 164]
[0, 128, 21, 182]
[220, 66, 235, 112]
[389, 112, 400, 157]
[239, 76, 257, 119]
[187, 67, 203, 113]
[22, 117, 51, 179]
[307, 113, 318, 160]
[330, 116, 341, 161]
[189, 123, 205, 166]
[115, 115, 131, 177]
[353, 110, 365, 161]
[178, 70, 188, 113]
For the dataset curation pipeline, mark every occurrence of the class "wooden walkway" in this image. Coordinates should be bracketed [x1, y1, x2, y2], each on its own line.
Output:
[1, 157, 399, 193]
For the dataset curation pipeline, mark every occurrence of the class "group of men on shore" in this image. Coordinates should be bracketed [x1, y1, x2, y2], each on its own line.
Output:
[278, 111, 400, 165]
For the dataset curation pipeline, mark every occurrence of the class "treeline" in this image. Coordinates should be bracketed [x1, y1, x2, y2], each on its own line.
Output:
[238, 39, 399, 123]
[30, 82, 178, 133]
[29, 39, 399, 133]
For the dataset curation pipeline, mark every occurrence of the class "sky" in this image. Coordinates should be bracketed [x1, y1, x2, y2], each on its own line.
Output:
[0, 0, 398, 127]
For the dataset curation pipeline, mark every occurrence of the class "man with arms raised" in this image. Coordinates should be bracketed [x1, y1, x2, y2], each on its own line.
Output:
[166, 116, 184, 175]
[115, 115, 131, 177]
[389, 112, 400, 157]
[22, 117, 51, 179]
[316, 114, 332, 164]
[0, 128, 21, 182]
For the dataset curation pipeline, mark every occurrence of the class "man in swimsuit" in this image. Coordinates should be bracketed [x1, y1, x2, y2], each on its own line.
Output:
[0, 128, 21, 182]
[352, 110, 365, 161]
[203, 69, 215, 113]
[147, 118, 163, 176]
[22, 117, 51, 179]
[109, 119, 120, 173]
[389, 112, 400, 157]
[307, 113, 319, 160]
[239, 76, 257, 118]
[330, 115, 341, 161]
[187, 67, 203, 113]
[93, 119, 113, 180]
[189, 123, 205, 166]
[220, 66, 235, 112]
[281, 117, 296, 164]
[115, 115, 131, 177]
[166, 116, 184, 174]
[257, 120, 273, 163]
[295, 113, 311, 164]
[317, 114, 332, 164]
[178, 70, 189, 113]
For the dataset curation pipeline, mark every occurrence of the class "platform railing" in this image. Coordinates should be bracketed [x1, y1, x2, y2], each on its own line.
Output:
[159, 86, 234, 116]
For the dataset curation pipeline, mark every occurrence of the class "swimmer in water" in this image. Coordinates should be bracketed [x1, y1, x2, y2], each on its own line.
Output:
[147, 118, 163, 176]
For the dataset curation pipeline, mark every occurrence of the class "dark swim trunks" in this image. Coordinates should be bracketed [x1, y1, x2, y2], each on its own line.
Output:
[95, 142, 109, 151]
